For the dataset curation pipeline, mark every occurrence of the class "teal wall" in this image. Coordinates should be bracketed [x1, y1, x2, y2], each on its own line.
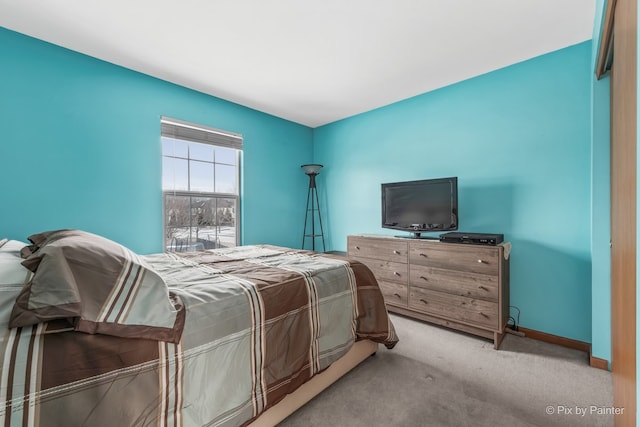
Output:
[0, 27, 313, 254]
[0, 25, 603, 347]
[590, 0, 611, 365]
[313, 42, 593, 342]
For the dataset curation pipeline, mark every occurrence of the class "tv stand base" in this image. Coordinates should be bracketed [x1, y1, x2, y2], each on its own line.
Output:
[394, 233, 439, 240]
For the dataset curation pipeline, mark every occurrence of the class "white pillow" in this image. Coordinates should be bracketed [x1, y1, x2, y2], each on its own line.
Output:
[0, 239, 28, 253]
[0, 246, 31, 286]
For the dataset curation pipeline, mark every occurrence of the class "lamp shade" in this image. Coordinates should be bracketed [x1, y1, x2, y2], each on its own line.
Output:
[301, 164, 323, 175]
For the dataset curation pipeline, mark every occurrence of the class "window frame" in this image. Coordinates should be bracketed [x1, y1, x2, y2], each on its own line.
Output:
[161, 117, 242, 252]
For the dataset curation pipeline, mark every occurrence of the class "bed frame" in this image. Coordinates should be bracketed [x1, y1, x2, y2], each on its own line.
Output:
[249, 340, 378, 426]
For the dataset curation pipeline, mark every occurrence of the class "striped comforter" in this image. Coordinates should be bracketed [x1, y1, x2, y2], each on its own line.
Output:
[0, 245, 397, 426]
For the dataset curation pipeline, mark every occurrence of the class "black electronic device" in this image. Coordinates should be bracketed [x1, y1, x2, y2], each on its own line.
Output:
[439, 232, 504, 246]
[381, 177, 458, 239]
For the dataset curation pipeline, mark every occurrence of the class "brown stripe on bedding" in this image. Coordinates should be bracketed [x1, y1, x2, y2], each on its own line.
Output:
[231, 266, 309, 320]
[158, 342, 167, 427]
[22, 325, 39, 427]
[173, 341, 183, 427]
[114, 264, 145, 324]
[164, 342, 170, 427]
[235, 277, 266, 415]
[39, 333, 160, 390]
[101, 258, 136, 323]
[257, 272, 313, 408]
[33, 332, 43, 427]
[261, 308, 313, 407]
[4, 328, 21, 427]
[8, 302, 81, 330]
[349, 261, 398, 347]
[157, 340, 184, 427]
[0, 325, 41, 427]
[97, 255, 133, 322]
[75, 294, 185, 343]
[172, 343, 177, 427]
[304, 273, 321, 374]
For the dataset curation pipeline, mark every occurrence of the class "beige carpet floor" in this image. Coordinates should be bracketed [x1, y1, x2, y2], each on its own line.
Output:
[279, 314, 613, 427]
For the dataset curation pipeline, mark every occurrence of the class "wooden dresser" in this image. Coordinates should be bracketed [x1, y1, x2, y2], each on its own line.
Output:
[347, 235, 510, 349]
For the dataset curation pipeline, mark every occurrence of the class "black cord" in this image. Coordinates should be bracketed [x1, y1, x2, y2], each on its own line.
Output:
[508, 306, 521, 331]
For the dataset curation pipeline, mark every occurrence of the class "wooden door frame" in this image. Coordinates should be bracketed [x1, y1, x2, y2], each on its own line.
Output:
[597, 0, 637, 425]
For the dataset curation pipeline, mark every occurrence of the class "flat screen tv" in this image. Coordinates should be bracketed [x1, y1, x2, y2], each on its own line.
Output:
[381, 177, 458, 238]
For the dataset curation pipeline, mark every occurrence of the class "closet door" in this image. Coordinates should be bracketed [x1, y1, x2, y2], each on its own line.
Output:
[610, 0, 637, 423]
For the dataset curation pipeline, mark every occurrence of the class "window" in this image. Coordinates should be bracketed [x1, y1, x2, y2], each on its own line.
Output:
[161, 117, 242, 252]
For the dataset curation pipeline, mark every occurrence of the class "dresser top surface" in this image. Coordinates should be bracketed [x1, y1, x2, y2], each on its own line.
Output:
[349, 234, 509, 245]
[348, 234, 511, 258]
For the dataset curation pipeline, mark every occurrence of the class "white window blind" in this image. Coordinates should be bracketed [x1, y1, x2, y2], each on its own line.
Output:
[161, 117, 243, 150]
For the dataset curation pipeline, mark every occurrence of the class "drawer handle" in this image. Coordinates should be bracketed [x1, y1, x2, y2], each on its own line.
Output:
[480, 312, 489, 319]
[478, 285, 489, 291]
[393, 250, 400, 254]
[477, 259, 486, 264]
[419, 298, 428, 305]
[419, 253, 428, 257]
[355, 246, 360, 250]
[393, 271, 401, 276]
[393, 293, 402, 299]
[419, 275, 428, 281]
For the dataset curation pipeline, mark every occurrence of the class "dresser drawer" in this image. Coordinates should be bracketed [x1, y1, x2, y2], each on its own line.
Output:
[409, 287, 499, 330]
[347, 234, 509, 349]
[409, 242, 500, 275]
[409, 265, 498, 302]
[378, 280, 408, 307]
[351, 256, 407, 284]
[348, 236, 408, 263]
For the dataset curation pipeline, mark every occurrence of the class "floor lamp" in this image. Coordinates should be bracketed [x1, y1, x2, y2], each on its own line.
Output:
[301, 164, 326, 252]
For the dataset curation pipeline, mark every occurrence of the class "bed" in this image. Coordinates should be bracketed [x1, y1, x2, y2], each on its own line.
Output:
[0, 230, 397, 426]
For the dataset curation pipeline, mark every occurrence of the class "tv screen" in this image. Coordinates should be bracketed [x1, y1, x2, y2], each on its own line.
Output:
[381, 177, 458, 237]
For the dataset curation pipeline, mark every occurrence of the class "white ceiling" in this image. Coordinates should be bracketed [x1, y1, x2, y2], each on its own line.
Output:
[0, 0, 596, 128]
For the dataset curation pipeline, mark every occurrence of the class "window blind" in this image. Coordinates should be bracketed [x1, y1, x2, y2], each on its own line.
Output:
[161, 117, 243, 150]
